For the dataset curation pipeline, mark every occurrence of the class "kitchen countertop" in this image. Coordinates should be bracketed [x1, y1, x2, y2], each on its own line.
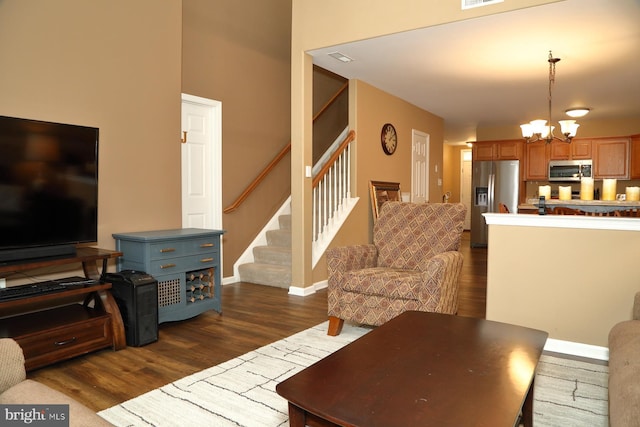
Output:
[484, 212, 640, 231]
[518, 203, 537, 211]
[526, 198, 640, 213]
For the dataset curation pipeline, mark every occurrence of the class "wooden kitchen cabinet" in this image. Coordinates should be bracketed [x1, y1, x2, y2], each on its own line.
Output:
[630, 135, 640, 179]
[549, 141, 570, 160]
[571, 139, 592, 159]
[473, 142, 494, 161]
[524, 141, 549, 180]
[593, 137, 630, 179]
[472, 140, 522, 161]
[495, 140, 523, 160]
[550, 138, 592, 160]
[488, 134, 632, 181]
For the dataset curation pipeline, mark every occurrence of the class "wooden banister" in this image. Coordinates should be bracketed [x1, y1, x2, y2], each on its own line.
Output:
[315, 82, 348, 122]
[224, 82, 349, 214]
[312, 130, 355, 187]
[223, 144, 291, 213]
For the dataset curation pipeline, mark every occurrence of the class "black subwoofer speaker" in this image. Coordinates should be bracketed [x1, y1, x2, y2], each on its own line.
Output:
[105, 270, 158, 347]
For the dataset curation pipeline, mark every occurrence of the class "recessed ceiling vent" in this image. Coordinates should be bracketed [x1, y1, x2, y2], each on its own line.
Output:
[328, 52, 353, 63]
[462, 0, 503, 9]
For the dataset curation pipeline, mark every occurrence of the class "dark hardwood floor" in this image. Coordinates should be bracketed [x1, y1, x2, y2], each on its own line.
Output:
[28, 231, 487, 412]
[457, 230, 487, 319]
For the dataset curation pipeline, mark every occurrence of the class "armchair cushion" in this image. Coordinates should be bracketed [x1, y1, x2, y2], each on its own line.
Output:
[342, 268, 424, 300]
[375, 201, 464, 270]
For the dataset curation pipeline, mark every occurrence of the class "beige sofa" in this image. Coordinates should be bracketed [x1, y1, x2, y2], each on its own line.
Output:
[0, 338, 112, 426]
[608, 292, 640, 427]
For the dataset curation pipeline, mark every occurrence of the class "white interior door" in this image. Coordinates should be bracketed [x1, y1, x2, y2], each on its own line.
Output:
[181, 94, 222, 230]
[460, 149, 472, 230]
[411, 130, 429, 203]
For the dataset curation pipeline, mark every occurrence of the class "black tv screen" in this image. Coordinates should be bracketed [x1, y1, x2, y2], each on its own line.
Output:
[0, 115, 98, 263]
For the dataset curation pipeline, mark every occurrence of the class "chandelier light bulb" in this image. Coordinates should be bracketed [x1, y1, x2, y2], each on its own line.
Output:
[530, 120, 547, 136]
[520, 51, 580, 144]
[520, 123, 533, 138]
[559, 120, 579, 136]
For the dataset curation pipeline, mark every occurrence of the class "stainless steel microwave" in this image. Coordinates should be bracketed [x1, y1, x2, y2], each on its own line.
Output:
[548, 159, 592, 181]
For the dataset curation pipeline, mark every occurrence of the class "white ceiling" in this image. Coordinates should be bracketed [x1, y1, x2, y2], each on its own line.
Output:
[309, 0, 640, 144]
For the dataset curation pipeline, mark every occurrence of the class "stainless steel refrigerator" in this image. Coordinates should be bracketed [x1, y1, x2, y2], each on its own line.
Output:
[470, 160, 519, 248]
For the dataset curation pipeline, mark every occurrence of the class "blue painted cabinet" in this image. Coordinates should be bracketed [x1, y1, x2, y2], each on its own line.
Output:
[113, 228, 224, 323]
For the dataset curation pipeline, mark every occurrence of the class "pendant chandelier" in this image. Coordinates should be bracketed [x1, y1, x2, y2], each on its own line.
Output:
[520, 51, 580, 144]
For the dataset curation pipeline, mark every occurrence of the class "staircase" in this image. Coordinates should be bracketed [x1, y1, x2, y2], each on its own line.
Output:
[237, 213, 292, 288]
[236, 130, 357, 289]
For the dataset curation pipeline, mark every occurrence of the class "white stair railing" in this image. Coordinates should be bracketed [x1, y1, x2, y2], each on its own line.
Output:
[311, 130, 358, 267]
[232, 129, 358, 280]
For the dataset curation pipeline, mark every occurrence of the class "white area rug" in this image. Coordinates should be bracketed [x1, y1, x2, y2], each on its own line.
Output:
[99, 321, 609, 427]
[534, 355, 609, 426]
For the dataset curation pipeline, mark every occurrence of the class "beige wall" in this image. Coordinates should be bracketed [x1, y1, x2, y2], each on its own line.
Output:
[291, 0, 559, 50]
[292, 0, 561, 287]
[0, 1, 182, 281]
[353, 81, 444, 237]
[313, 67, 348, 163]
[0, 0, 292, 281]
[486, 218, 640, 347]
[443, 145, 470, 203]
[182, 0, 292, 276]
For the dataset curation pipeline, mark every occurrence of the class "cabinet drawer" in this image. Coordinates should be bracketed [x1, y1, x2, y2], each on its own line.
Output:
[149, 253, 217, 276]
[149, 237, 219, 260]
[9, 305, 112, 371]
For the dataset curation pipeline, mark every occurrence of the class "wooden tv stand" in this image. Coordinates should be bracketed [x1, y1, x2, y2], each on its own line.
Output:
[0, 248, 126, 371]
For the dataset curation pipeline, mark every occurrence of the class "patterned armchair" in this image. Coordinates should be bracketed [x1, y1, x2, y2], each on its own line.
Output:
[326, 202, 467, 336]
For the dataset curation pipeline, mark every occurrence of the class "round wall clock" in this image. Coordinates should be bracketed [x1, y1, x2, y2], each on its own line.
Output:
[381, 123, 397, 155]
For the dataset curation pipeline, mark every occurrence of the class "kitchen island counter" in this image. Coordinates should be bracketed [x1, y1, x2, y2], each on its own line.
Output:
[483, 212, 640, 357]
[528, 198, 640, 214]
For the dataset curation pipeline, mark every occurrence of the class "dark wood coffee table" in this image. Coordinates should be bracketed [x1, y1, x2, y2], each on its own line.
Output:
[276, 311, 548, 427]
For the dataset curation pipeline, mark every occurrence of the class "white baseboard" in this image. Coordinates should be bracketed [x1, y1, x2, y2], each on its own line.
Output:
[223, 277, 328, 295]
[288, 280, 327, 296]
[544, 338, 609, 361]
[314, 280, 328, 291]
[222, 276, 237, 285]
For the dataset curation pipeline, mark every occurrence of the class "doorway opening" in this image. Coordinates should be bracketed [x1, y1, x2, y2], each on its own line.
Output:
[460, 149, 472, 230]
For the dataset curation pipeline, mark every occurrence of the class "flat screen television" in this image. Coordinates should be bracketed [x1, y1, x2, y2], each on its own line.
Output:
[0, 115, 99, 263]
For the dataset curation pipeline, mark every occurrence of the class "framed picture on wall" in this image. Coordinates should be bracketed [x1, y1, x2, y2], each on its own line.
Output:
[369, 180, 401, 220]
